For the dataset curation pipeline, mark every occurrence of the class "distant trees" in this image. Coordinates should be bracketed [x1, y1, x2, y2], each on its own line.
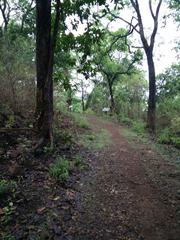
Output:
[156, 63, 180, 148]
[91, 30, 142, 112]
[88, 71, 147, 120]
[0, 0, 35, 115]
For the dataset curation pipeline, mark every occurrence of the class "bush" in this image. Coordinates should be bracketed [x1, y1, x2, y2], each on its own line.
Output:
[54, 128, 73, 145]
[171, 136, 180, 149]
[84, 108, 95, 115]
[1, 235, 16, 240]
[74, 155, 83, 167]
[157, 128, 180, 148]
[157, 128, 171, 144]
[171, 117, 180, 134]
[132, 120, 146, 135]
[0, 179, 17, 198]
[118, 115, 132, 126]
[49, 158, 70, 182]
[71, 113, 90, 129]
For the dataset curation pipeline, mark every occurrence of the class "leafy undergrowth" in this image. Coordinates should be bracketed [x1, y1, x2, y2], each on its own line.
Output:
[118, 115, 180, 149]
[70, 113, 111, 150]
[79, 128, 111, 150]
[122, 127, 180, 168]
[0, 112, 91, 239]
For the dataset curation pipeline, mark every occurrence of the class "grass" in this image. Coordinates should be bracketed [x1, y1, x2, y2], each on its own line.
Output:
[0, 179, 17, 198]
[1, 234, 16, 240]
[71, 113, 90, 129]
[49, 157, 70, 182]
[79, 128, 111, 150]
[122, 127, 180, 168]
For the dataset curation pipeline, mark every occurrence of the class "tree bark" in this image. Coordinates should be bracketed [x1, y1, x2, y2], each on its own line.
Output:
[129, 0, 162, 133]
[35, 0, 52, 144]
[80, 79, 85, 112]
[107, 78, 115, 112]
[146, 50, 156, 133]
[35, 0, 60, 148]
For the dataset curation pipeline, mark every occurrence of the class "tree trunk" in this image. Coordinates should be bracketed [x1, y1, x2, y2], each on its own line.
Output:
[35, 0, 52, 144]
[107, 78, 115, 113]
[81, 80, 85, 112]
[35, 0, 60, 148]
[146, 51, 156, 133]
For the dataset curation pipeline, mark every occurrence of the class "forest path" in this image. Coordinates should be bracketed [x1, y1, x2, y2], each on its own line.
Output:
[71, 115, 180, 240]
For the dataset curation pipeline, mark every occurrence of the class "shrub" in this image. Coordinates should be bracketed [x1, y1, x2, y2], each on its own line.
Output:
[0, 179, 17, 198]
[54, 129, 73, 145]
[118, 115, 132, 126]
[171, 136, 180, 149]
[171, 117, 180, 134]
[71, 113, 90, 129]
[157, 127, 180, 148]
[74, 155, 83, 167]
[157, 128, 171, 144]
[132, 120, 146, 135]
[2, 235, 16, 240]
[84, 108, 95, 115]
[49, 158, 70, 182]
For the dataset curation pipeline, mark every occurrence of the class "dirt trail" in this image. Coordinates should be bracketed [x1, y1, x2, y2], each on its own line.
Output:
[70, 115, 180, 240]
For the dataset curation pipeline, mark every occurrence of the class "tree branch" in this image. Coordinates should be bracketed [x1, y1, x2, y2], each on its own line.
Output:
[150, 0, 163, 49]
[149, 0, 155, 20]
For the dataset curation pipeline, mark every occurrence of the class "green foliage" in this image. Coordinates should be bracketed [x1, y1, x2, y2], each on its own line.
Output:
[156, 64, 180, 148]
[87, 84, 109, 113]
[49, 158, 70, 182]
[0, 32, 35, 113]
[54, 88, 69, 113]
[0, 201, 16, 226]
[157, 64, 180, 100]
[71, 113, 90, 129]
[157, 127, 180, 149]
[118, 115, 132, 126]
[132, 120, 146, 135]
[169, 0, 180, 23]
[0, 179, 17, 198]
[1, 235, 16, 240]
[55, 129, 73, 145]
[79, 129, 111, 150]
[171, 117, 180, 133]
[74, 155, 84, 168]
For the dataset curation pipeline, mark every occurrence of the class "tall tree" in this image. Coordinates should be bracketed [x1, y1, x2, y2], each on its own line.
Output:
[35, 0, 60, 148]
[106, 0, 163, 131]
[129, 0, 163, 132]
[92, 30, 142, 112]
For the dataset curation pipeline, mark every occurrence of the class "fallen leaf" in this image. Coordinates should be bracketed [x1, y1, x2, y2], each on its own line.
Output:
[37, 207, 46, 214]
[53, 196, 60, 201]
[66, 190, 75, 200]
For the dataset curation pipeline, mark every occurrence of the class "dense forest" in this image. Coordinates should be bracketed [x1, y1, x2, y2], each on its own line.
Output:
[0, 0, 180, 239]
